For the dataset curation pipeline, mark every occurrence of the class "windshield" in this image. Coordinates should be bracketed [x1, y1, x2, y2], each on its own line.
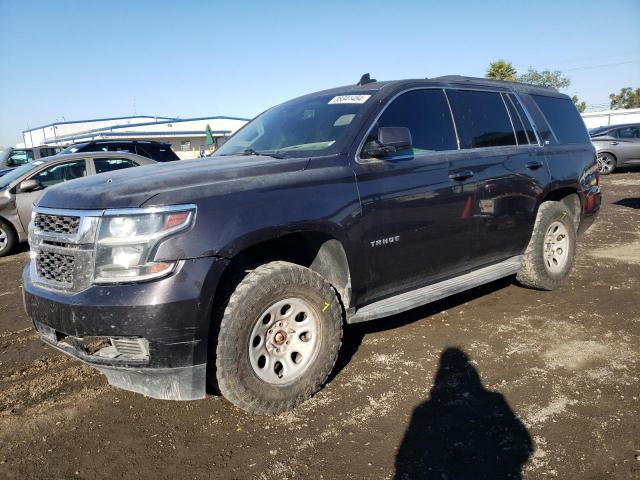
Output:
[588, 127, 610, 136]
[0, 161, 44, 190]
[214, 93, 373, 158]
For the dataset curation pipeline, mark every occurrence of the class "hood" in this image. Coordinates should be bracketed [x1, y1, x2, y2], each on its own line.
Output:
[37, 155, 310, 210]
[0, 167, 15, 177]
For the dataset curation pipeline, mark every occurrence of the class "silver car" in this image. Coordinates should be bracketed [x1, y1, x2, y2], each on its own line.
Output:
[0, 151, 155, 256]
[590, 123, 640, 174]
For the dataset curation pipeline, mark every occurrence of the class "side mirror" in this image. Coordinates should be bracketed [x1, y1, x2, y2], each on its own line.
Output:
[19, 179, 40, 193]
[362, 127, 413, 159]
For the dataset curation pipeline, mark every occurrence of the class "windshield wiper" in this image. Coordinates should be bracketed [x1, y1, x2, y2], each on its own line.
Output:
[242, 149, 284, 159]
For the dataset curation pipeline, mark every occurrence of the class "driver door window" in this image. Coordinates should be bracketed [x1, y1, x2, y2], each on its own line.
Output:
[30, 160, 87, 188]
[372, 89, 458, 157]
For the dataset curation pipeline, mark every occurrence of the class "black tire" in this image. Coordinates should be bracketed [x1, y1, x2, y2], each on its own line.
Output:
[597, 152, 616, 175]
[516, 200, 577, 291]
[0, 219, 17, 257]
[215, 261, 343, 414]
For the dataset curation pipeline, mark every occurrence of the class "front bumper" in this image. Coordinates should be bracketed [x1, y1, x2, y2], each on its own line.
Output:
[23, 256, 228, 400]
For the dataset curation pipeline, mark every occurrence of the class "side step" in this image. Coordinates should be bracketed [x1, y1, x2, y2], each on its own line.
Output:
[347, 256, 522, 324]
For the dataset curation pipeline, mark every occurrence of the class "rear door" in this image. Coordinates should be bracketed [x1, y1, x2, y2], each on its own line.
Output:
[351, 88, 481, 304]
[445, 89, 550, 264]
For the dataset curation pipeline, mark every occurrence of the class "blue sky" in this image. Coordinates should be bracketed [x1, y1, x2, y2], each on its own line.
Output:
[1, 0, 639, 147]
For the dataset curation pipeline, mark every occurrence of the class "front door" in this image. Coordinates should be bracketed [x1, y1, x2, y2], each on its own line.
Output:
[352, 89, 479, 305]
[15, 159, 88, 230]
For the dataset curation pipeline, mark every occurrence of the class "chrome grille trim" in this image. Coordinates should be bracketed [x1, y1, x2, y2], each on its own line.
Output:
[34, 213, 81, 234]
[29, 207, 103, 293]
[36, 251, 75, 285]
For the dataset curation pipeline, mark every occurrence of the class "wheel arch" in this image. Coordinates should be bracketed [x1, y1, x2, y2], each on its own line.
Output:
[537, 187, 581, 231]
[596, 150, 617, 161]
[216, 230, 354, 309]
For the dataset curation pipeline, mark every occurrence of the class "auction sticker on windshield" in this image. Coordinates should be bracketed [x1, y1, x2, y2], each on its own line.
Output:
[328, 95, 371, 104]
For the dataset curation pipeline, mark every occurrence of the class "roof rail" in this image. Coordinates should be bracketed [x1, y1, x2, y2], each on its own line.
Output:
[433, 75, 558, 92]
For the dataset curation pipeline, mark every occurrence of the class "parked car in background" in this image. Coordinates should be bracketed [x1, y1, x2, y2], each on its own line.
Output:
[0, 145, 64, 168]
[590, 123, 640, 174]
[0, 151, 155, 256]
[22, 75, 600, 414]
[60, 140, 180, 162]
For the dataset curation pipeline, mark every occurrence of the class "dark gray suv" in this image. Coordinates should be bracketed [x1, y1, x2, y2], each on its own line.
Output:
[590, 123, 640, 174]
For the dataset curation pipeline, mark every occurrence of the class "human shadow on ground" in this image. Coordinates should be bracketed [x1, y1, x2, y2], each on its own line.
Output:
[613, 197, 640, 210]
[394, 347, 533, 480]
[329, 276, 514, 383]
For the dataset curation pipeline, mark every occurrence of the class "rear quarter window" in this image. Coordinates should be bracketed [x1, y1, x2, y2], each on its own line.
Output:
[141, 145, 180, 162]
[531, 95, 589, 144]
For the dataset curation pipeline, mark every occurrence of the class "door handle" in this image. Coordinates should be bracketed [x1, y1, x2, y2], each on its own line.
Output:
[449, 170, 474, 181]
[610, 141, 619, 145]
[525, 160, 544, 170]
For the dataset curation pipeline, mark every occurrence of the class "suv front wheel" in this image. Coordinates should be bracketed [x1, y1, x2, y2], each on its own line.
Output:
[214, 261, 343, 414]
[517, 200, 577, 291]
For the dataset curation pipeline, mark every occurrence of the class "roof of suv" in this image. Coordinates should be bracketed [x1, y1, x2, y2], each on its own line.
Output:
[69, 140, 173, 147]
[295, 75, 565, 107]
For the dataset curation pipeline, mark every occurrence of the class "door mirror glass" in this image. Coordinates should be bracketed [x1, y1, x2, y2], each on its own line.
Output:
[19, 179, 40, 193]
[363, 127, 413, 158]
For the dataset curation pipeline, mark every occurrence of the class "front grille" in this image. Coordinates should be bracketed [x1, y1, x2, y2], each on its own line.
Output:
[36, 251, 75, 284]
[34, 213, 80, 234]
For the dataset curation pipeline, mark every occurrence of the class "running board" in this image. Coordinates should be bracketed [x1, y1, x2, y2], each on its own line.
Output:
[347, 256, 522, 324]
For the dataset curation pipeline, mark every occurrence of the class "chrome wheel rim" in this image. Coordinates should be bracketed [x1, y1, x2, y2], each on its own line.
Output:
[543, 221, 569, 273]
[248, 297, 321, 385]
[0, 227, 7, 251]
[597, 155, 614, 174]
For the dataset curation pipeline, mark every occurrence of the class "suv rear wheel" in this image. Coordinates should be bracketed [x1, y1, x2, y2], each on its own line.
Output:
[215, 261, 343, 414]
[517, 200, 577, 291]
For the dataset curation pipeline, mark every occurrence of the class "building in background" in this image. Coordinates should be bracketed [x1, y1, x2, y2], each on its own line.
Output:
[21, 115, 249, 159]
[581, 108, 640, 129]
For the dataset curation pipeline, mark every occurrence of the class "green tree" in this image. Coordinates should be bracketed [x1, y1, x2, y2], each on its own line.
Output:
[571, 95, 586, 113]
[486, 59, 517, 81]
[609, 87, 640, 109]
[516, 68, 571, 90]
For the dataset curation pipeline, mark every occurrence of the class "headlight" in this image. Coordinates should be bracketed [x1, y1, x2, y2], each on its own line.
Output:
[94, 205, 195, 283]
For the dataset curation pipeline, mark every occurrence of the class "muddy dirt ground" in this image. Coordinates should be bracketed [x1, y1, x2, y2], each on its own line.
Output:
[1, 174, 639, 480]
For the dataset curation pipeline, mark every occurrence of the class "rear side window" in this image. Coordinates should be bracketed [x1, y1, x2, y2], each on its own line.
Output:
[94, 158, 137, 174]
[375, 89, 458, 154]
[503, 94, 528, 145]
[446, 90, 516, 149]
[617, 126, 640, 139]
[138, 144, 180, 162]
[531, 95, 589, 144]
[506, 94, 537, 144]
